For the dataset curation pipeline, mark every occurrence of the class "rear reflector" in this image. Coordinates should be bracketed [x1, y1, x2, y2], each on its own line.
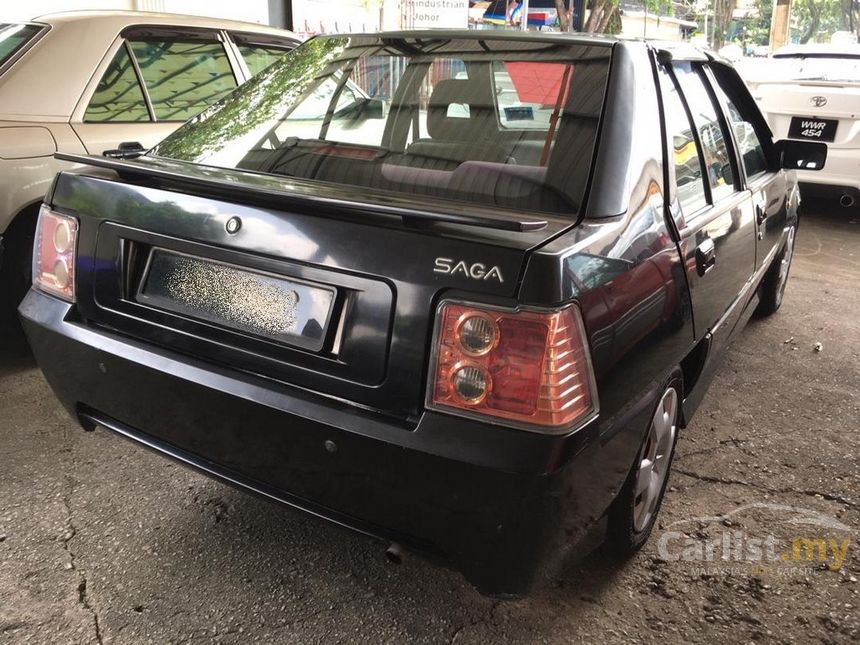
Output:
[427, 301, 597, 433]
[32, 206, 78, 302]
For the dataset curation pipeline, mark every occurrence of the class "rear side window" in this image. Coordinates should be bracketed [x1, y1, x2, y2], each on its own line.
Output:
[84, 45, 150, 122]
[672, 63, 736, 202]
[660, 68, 708, 214]
[0, 23, 41, 71]
[238, 44, 290, 77]
[128, 39, 237, 121]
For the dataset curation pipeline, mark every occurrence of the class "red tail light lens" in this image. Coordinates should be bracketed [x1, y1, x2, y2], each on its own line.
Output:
[427, 301, 597, 432]
[32, 206, 78, 302]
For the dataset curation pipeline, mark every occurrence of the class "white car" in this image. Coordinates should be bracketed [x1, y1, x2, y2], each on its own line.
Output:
[0, 11, 298, 318]
[744, 44, 860, 209]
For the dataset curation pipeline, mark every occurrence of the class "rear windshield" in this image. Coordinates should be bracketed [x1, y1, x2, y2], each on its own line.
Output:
[0, 23, 42, 71]
[771, 54, 860, 83]
[151, 35, 611, 217]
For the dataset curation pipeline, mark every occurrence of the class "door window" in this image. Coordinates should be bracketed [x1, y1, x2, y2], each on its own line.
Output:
[128, 39, 237, 121]
[84, 45, 150, 123]
[713, 85, 768, 181]
[673, 63, 736, 202]
[238, 44, 290, 77]
[660, 69, 708, 214]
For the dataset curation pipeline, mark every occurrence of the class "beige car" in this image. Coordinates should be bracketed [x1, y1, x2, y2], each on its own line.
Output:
[0, 11, 298, 315]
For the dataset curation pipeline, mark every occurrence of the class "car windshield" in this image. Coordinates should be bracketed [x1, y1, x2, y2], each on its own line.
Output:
[770, 54, 860, 83]
[151, 35, 612, 217]
[0, 23, 42, 71]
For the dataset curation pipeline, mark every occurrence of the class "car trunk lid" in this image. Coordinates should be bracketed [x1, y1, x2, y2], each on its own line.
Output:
[754, 81, 860, 149]
[52, 155, 573, 420]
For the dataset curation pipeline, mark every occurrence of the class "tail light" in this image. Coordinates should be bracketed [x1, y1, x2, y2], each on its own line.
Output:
[427, 301, 597, 433]
[32, 205, 78, 302]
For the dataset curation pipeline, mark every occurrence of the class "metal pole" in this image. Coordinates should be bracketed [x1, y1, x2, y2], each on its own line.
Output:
[521, 0, 531, 31]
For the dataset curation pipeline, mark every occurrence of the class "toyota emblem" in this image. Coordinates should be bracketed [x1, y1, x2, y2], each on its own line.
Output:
[810, 96, 828, 107]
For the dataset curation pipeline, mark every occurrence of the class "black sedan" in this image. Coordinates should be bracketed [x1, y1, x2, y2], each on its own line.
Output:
[20, 31, 825, 596]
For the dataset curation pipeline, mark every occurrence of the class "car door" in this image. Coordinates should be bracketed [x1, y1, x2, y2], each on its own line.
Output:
[70, 27, 242, 155]
[658, 60, 757, 351]
[708, 63, 791, 273]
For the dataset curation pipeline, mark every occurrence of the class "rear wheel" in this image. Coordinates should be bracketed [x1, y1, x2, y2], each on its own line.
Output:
[0, 208, 38, 324]
[607, 382, 680, 556]
[756, 224, 796, 317]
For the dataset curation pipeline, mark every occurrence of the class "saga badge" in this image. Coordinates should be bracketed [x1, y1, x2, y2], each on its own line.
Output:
[434, 257, 504, 283]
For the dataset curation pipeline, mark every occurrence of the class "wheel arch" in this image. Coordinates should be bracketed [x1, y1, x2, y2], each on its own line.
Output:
[3, 199, 42, 240]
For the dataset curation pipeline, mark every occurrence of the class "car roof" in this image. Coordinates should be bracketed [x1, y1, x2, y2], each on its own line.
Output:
[29, 10, 295, 37]
[322, 28, 619, 46]
[314, 30, 716, 61]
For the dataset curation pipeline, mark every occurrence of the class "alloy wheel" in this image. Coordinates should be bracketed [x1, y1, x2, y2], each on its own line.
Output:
[775, 226, 796, 308]
[633, 387, 679, 533]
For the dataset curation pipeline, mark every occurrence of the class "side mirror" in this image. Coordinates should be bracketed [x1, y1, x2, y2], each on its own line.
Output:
[775, 139, 827, 171]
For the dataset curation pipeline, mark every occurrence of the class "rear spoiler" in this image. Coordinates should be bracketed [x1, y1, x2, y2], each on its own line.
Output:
[54, 153, 549, 233]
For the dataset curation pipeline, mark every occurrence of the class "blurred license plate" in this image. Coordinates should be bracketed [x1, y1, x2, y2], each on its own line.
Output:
[137, 249, 335, 351]
[788, 117, 838, 142]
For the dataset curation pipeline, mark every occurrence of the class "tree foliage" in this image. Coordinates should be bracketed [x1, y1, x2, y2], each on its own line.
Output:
[792, 0, 858, 43]
[744, 0, 774, 45]
[711, 0, 738, 49]
[555, 0, 621, 34]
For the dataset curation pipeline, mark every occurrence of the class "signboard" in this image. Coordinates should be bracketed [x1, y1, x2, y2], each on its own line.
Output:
[402, 0, 470, 29]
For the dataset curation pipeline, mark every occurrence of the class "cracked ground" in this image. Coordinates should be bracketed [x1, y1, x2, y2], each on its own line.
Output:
[1, 207, 858, 644]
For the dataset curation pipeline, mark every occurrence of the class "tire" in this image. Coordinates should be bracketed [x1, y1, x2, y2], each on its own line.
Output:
[606, 380, 681, 557]
[0, 208, 38, 323]
[755, 224, 797, 317]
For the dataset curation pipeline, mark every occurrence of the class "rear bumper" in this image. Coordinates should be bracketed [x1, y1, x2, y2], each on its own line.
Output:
[19, 289, 634, 595]
[796, 147, 860, 191]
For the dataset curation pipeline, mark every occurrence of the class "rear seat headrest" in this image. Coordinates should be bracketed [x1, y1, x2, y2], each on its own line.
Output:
[427, 78, 498, 141]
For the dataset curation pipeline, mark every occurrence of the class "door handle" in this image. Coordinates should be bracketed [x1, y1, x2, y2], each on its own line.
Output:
[755, 206, 767, 240]
[695, 238, 716, 276]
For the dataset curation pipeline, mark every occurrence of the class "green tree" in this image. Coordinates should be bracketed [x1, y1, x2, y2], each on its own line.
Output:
[840, 0, 860, 39]
[554, 0, 621, 33]
[792, 0, 860, 43]
[743, 0, 774, 45]
[711, 0, 738, 49]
